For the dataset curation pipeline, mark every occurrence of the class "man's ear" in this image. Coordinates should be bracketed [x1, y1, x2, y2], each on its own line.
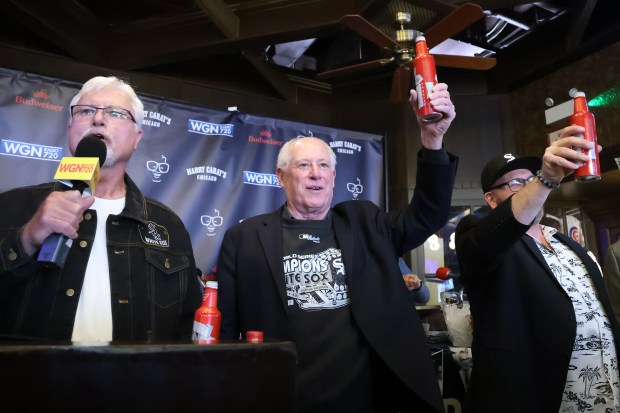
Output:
[484, 191, 498, 209]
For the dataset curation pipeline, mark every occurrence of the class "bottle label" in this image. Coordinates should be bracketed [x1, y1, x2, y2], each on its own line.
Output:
[572, 111, 600, 182]
[412, 55, 442, 123]
[192, 321, 216, 340]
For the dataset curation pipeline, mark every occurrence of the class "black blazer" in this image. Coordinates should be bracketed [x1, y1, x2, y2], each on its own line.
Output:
[456, 197, 620, 413]
[217, 151, 458, 413]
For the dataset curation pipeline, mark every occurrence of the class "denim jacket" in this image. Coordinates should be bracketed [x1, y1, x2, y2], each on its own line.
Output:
[0, 175, 202, 342]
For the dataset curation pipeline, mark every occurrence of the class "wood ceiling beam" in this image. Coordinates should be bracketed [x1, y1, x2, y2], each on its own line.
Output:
[194, 0, 239, 39]
[244, 49, 298, 103]
[565, 0, 597, 51]
[109, 0, 376, 70]
[0, 0, 108, 65]
[450, 0, 536, 10]
[0, 0, 397, 73]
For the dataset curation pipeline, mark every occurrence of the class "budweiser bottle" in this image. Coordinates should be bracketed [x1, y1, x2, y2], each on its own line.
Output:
[192, 280, 221, 344]
[571, 91, 601, 182]
[412, 35, 442, 123]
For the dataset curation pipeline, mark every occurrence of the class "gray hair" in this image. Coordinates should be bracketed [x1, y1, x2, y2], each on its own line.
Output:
[277, 136, 337, 171]
[69, 76, 144, 127]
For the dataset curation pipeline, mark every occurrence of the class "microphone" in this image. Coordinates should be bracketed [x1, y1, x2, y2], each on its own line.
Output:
[54, 135, 107, 196]
[435, 267, 458, 280]
[37, 136, 107, 267]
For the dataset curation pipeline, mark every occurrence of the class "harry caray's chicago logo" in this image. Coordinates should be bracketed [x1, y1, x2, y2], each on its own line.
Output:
[142, 110, 171, 128]
[187, 119, 234, 137]
[138, 222, 170, 247]
[146, 155, 170, 182]
[243, 171, 280, 187]
[329, 140, 362, 155]
[186, 164, 228, 182]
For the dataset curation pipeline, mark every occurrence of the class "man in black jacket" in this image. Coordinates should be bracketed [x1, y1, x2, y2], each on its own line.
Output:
[0, 76, 201, 343]
[455, 127, 620, 412]
[217, 84, 458, 413]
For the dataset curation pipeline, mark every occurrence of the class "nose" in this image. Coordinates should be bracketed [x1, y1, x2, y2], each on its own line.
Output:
[92, 108, 106, 124]
[308, 163, 320, 176]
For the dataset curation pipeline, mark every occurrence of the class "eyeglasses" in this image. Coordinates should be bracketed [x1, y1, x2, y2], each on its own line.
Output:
[490, 175, 535, 192]
[71, 105, 136, 123]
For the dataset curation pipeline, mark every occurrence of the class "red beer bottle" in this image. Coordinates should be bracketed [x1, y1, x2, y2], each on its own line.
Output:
[571, 91, 601, 182]
[412, 35, 442, 123]
[192, 281, 221, 344]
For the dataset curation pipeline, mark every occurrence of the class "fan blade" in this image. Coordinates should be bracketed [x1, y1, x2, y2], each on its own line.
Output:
[340, 15, 397, 49]
[434, 54, 497, 70]
[390, 66, 412, 102]
[317, 58, 394, 80]
[424, 3, 485, 48]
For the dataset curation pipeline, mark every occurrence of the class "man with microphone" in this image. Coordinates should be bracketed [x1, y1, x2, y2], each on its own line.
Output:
[0, 76, 201, 343]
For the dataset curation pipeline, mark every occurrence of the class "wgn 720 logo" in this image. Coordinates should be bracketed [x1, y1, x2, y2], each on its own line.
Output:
[243, 171, 281, 187]
[1, 139, 62, 161]
[187, 120, 234, 137]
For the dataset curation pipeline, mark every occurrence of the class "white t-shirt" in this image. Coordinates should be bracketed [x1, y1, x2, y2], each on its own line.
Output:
[71, 197, 125, 343]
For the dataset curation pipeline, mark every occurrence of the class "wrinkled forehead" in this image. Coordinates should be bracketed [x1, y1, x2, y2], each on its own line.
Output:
[77, 87, 132, 107]
[290, 139, 331, 160]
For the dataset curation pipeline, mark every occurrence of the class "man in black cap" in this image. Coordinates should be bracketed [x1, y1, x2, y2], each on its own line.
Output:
[455, 125, 620, 413]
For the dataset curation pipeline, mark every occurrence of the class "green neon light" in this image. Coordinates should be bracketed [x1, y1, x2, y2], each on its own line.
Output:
[588, 86, 620, 108]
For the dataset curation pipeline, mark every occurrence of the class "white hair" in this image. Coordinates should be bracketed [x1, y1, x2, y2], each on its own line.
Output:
[69, 76, 144, 127]
[277, 136, 337, 171]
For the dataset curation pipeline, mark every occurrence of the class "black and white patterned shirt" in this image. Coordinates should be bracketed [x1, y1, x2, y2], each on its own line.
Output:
[532, 225, 619, 412]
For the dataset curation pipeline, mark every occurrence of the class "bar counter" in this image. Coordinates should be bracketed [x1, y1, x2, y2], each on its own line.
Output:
[0, 338, 297, 413]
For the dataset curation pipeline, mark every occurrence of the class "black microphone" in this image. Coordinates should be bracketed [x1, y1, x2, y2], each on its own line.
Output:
[37, 136, 107, 267]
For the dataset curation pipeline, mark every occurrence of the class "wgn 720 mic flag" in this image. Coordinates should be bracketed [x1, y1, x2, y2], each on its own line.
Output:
[37, 136, 107, 267]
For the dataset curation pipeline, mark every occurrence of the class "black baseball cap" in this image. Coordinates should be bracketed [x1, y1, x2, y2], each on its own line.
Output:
[481, 153, 541, 193]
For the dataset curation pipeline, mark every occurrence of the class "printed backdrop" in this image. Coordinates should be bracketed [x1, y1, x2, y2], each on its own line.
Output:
[0, 68, 385, 274]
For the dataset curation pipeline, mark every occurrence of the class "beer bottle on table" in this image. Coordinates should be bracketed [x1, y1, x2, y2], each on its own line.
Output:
[192, 281, 221, 344]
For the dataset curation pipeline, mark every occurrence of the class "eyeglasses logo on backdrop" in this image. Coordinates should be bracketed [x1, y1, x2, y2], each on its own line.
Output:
[146, 155, 170, 182]
[346, 178, 364, 200]
[200, 209, 224, 237]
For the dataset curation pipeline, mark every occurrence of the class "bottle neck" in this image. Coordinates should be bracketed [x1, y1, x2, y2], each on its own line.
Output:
[415, 39, 429, 56]
[574, 95, 588, 113]
[201, 287, 218, 308]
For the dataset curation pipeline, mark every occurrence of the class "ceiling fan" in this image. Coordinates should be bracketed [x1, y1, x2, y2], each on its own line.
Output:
[316, 3, 497, 101]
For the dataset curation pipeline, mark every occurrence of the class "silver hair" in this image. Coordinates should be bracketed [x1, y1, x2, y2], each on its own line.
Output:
[277, 136, 337, 171]
[69, 76, 144, 127]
